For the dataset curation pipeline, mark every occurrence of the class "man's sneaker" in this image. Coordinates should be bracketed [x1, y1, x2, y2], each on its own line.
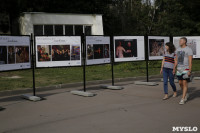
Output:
[184, 93, 189, 102]
[179, 99, 185, 105]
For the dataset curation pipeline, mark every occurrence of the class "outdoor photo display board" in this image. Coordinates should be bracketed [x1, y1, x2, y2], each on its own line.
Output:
[0, 36, 31, 71]
[173, 36, 200, 58]
[86, 36, 110, 65]
[114, 36, 145, 62]
[35, 36, 81, 67]
[148, 36, 170, 60]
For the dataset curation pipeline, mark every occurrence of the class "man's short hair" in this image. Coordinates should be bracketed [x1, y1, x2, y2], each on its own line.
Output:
[180, 37, 187, 43]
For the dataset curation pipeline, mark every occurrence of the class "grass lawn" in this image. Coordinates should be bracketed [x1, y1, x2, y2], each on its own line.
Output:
[0, 60, 199, 91]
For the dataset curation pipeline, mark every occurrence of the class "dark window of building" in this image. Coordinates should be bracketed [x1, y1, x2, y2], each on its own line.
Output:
[85, 26, 91, 35]
[65, 25, 73, 36]
[0, 13, 10, 34]
[44, 25, 53, 35]
[75, 25, 83, 36]
[55, 25, 64, 35]
[34, 25, 43, 35]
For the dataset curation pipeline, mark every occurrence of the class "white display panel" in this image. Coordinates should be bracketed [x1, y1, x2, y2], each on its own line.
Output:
[173, 36, 200, 58]
[114, 36, 145, 62]
[148, 36, 170, 60]
[0, 36, 31, 71]
[86, 36, 110, 65]
[35, 36, 81, 67]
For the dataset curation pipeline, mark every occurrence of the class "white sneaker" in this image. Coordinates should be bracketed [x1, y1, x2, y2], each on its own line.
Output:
[179, 99, 185, 105]
[184, 93, 189, 102]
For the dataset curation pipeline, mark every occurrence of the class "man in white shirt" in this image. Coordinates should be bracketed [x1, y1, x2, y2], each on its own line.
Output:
[175, 37, 193, 105]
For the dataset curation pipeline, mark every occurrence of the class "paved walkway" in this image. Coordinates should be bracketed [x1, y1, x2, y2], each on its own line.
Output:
[0, 79, 200, 133]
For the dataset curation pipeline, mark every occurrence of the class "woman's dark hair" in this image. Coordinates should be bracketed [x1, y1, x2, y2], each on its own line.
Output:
[165, 42, 176, 54]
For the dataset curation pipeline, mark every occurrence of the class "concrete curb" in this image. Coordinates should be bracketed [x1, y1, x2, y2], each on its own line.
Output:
[0, 71, 200, 97]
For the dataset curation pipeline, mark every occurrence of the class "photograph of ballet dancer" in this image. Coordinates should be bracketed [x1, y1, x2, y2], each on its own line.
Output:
[52, 45, 70, 61]
[0, 46, 7, 65]
[15, 46, 29, 63]
[37, 45, 51, 62]
[71, 46, 80, 60]
[115, 39, 137, 58]
[8, 46, 15, 64]
[87, 44, 110, 60]
[149, 39, 165, 57]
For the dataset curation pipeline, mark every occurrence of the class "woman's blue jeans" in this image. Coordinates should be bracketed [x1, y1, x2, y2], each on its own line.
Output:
[163, 67, 177, 94]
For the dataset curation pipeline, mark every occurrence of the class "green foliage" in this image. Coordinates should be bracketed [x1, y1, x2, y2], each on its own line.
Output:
[1, 0, 200, 35]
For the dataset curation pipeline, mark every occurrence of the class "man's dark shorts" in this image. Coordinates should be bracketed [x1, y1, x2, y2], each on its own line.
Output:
[177, 74, 191, 82]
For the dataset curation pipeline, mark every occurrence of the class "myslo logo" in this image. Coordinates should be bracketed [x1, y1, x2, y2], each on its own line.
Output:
[172, 126, 198, 132]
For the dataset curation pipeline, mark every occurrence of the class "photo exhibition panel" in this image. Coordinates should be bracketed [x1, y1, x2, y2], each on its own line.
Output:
[173, 36, 200, 58]
[148, 36, 170, 60]
[86, 36, 110, 65]
[35, 36, 81, 67]
[114, 36, 145, 62]
[0, 36, 31, 71]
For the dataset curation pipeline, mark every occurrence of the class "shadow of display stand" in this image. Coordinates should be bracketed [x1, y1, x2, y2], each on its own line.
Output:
[21, 34, 42, 101]
[0, 106, 5, 111]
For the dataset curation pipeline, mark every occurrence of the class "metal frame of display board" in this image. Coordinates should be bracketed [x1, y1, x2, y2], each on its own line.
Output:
[145, 35, 149, 82]
[83, 35, 111, 91]
[112, 35, 145, 85]
[0, 35, 32, 72]
[69, 34, 96, 96]
[82, 34, 86, 91]
[0, 34, 41, 100]
[30, 34, 36, 96]
[20, 34, 41, 101]
[110, 36, 114, 86]
[0, 34, 198, 97]
[0, 34, 32, 107]
[32, 35, 82, 97]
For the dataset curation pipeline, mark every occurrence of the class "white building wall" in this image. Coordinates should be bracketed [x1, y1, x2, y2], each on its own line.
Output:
[19, 13, 104, 35]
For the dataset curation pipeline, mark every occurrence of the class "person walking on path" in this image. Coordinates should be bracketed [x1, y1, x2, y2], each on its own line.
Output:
[175, 37, 193, 105]
[160, 42, 177, 100]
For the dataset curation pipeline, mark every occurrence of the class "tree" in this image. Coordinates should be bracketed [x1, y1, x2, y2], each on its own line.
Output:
[0, 0, 200, 35]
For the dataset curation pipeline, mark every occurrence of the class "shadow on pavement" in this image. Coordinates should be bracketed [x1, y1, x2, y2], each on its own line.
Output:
[0, 106, 6, 111]
[0, 92, 61, 104]
[174, 87, 200, 102]
[187, 87, 200, 101]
